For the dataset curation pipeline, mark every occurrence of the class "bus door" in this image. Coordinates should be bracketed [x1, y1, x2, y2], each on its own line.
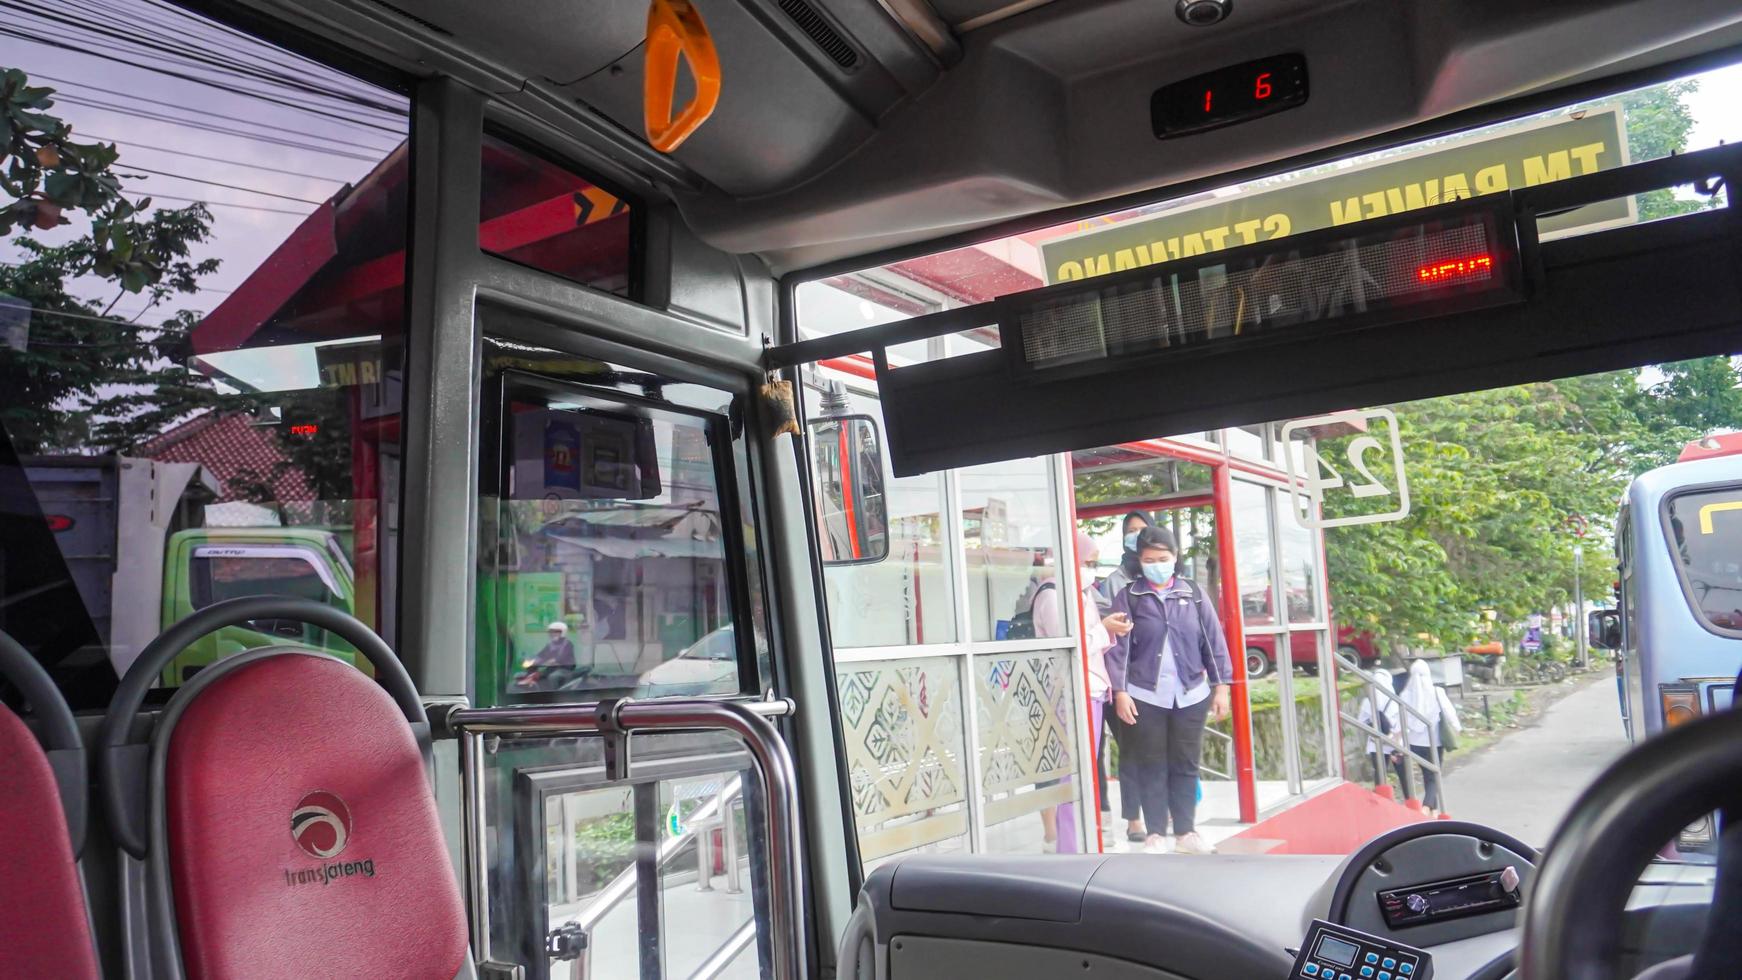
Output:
[462, 314, 786, 979]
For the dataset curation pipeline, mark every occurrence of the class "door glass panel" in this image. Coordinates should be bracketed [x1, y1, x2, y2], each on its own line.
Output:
[482, 733, 772, 980]
[476, 325, 771, 706]
[481, 373, 740, 702]
[837, 656, 971, 867]
[960, 457, 1066, 642]
[976, 649, 1079, 853]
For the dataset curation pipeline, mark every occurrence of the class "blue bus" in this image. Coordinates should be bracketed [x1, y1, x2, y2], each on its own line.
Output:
[1598, 436, 1742, 744]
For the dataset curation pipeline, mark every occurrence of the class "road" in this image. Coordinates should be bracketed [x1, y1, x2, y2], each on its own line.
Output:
[1443, 674, 1630, 848]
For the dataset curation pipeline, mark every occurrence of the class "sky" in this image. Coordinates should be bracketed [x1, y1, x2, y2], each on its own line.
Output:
[0, 0, 407, 327]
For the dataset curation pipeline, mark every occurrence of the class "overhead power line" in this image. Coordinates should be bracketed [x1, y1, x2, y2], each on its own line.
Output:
[73, 134, 351, 183]
[0, 18, 407, 134]
[115, 163, 329, 205]
[50, 96, 396, 161]
[1, 0, 408, 119]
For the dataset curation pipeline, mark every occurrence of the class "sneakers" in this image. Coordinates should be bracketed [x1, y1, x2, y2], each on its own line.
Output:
[1141, 834, 1170, 854]
[1173, 831, 1217, 855]
[1041, 838, 1058, 854]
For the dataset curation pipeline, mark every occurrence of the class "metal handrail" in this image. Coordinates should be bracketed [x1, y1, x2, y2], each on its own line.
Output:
[692, 921, 757, 980]
[446, 697, 801, 980]
[568, 776, 744, 935]
[1332, 653, 1447, 810]
[1201, 726, 1235, 781]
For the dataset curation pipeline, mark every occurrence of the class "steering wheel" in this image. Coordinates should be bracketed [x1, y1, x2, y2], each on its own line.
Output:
[1519, 703, 1742, 979]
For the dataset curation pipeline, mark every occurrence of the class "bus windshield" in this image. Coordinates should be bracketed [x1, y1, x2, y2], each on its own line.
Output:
[798, 65, 1741, 867]
[1666, 487, 1742, 633]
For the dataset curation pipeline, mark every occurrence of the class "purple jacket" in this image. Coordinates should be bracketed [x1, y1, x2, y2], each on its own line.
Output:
[1107, 576, 1232, 695]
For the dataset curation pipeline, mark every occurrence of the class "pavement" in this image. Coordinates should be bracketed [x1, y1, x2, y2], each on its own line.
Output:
[1441, 674, 1631, 849]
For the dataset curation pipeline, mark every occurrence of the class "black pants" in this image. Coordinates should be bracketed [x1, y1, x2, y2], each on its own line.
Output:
[1121, 696, 1212, 836]
[1096, 709, 1111, 813]
[1368, 750, 1407, 791]
[1410, 744, 1442, 809]
[1109, 714, 1143, 823]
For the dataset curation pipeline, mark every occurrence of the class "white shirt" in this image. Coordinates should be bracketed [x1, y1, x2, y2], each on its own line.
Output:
[1082, 584, 1113, 701]
[1128, 631, 1210, 710]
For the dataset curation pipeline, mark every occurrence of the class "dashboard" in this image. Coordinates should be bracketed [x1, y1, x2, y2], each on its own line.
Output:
[843, 820, 1712, 980]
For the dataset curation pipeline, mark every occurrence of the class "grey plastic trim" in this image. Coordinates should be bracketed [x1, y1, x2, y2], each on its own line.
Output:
[400, 77, 486, 698]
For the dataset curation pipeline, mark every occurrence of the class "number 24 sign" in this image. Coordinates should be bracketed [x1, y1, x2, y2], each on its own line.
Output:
[1279, 409, 1410, 529]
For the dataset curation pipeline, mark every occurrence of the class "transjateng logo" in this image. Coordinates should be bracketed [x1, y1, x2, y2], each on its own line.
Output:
[285, 790, 376, 887]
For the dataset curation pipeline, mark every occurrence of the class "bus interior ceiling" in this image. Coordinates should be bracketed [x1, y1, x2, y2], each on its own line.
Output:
[254, 0, 1742, 275]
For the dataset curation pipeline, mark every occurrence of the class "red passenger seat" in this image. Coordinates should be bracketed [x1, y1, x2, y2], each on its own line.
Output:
[100, 600, 474, 979]
[0, 632, 101, 979]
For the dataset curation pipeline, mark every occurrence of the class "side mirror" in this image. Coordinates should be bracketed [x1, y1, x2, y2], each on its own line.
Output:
[1588, 610, 1621, 650]
[808, 414, 889, 565]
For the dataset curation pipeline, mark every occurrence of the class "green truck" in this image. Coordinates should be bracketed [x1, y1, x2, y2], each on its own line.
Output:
[26, 455, 360, 686]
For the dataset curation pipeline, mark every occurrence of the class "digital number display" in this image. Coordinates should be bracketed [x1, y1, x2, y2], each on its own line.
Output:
[1314, 935, 1360, 968]
[1151, 53, 1308, 138]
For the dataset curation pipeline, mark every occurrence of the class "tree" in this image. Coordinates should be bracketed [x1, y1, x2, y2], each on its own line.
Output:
[1612, 81, 1720, 221]
[1, 68, 239, 455]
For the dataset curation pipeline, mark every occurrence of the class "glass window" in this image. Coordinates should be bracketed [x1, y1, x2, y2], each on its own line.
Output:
[1665, 486, 1742, 634]
[1226, 425, 1271, 461]
[961, 457, 1066, 642]
[480, 132, 634, 296]
[817, 384, 955, 647]
[1232, 480, 1277, 628]
[0, 0, 409, 703]
[480, 366, 748, 703]
[1280, 504, 1323, 624]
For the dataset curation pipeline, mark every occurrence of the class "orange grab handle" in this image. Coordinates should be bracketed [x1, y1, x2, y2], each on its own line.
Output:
[644, 0, 721, 153]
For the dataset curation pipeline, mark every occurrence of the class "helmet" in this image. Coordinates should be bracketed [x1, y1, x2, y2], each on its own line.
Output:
[547, 621, 568, 634]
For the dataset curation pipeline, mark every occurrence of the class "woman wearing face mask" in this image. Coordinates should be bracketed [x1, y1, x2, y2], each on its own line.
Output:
[1100, 510, 1154, 842]
[1097, 510, 1155, 612]
[1106, 526, 1234, 855]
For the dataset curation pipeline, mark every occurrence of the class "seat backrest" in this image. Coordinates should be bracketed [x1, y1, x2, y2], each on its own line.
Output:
[0, 634, 100, 979]
[156, 649, 468, 979]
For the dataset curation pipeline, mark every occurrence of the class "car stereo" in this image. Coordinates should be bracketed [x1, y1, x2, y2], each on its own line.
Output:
[1292, 920, 1432, 980]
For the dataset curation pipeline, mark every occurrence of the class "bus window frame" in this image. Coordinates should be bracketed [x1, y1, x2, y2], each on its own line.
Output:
[1658, 479, 1742, 641]
[479, 366, 767, 703]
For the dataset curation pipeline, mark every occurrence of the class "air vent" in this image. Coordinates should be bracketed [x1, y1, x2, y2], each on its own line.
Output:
[778, 0, 859, 70]
[364, 0, 453, 36]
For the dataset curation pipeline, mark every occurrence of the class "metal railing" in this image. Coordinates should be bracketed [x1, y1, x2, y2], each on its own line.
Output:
[442, 697, 801, 980]
[1201, 726, 1235, 781]
[1331, 652, 1448, 811]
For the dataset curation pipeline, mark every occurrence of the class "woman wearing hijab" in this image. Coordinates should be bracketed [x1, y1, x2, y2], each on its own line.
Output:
[1399, 659, 1462, 815]
[1356, 669, 1404, 789]
[1097, 510, 1155, 611]
[1106, 525, 1234, 855]
[1102, 509, 1155, 841]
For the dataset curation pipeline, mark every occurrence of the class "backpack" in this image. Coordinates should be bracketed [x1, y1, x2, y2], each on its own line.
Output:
[1005, 581, 1058, 640]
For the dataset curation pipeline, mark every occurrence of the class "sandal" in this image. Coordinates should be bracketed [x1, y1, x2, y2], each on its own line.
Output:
[1126, 830, 1148, 842]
